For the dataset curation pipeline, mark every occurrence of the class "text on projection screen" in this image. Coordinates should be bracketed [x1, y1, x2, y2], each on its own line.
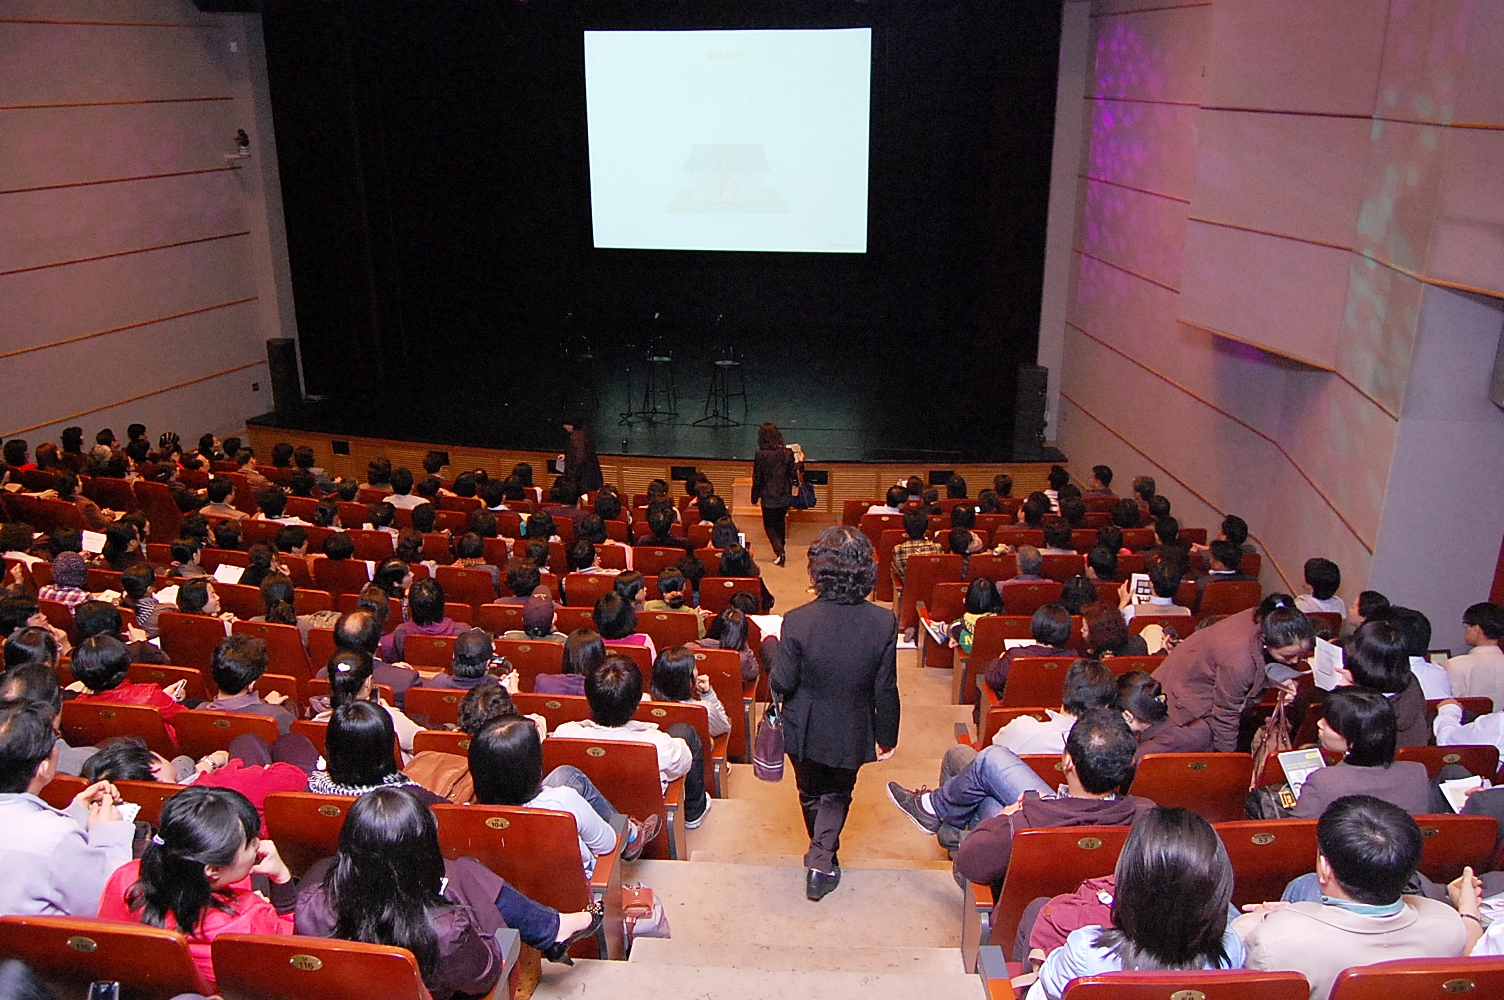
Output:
[584, 29, 872, 253]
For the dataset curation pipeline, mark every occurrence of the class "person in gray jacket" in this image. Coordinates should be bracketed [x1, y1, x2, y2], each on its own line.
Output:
[0, 699, 133, 916]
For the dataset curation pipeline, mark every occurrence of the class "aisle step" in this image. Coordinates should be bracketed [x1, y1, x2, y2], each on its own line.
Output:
[628, 937, 967, 975]
[533, 957, 985, 999]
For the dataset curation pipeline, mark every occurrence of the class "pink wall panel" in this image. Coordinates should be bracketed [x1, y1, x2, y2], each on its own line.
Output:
[0, 235, 256, 348]
[1334, 256, 1425, 416]
[1179, 221, 1350, 368]
[1353, 119, 1450, 273]
[0, 101, 234, 192]
[0, 169, 246, 274]
[1375, 0, 1485, 127]
[1428, 129, 1504, 296]
[1202, 0, 1388, 115]
[1077, 179, 1188, 289]
[1081, 97, 1199, 199]
[0, 23, 232, 106]
[1453, 1, 1504, 127]
[1275, 374, 1396, 546]
[1190, 110, 1370, 249]
[1088, 5, 1211, 105]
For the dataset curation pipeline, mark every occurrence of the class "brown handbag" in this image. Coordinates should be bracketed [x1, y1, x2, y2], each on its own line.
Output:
[1249, 691, 1293, 790]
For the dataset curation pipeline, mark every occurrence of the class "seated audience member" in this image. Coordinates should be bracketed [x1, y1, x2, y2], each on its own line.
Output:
[592, 591, 657, 660]
[274, 524, 310, 561]
[37, 550, 91, 609]
[293, 444, 336, 493]
[1337, 619, 1429, 747]
[1192, 541, 1255, 612]
[361, 456, 393, 492]
[118, 563, 163, 637]
[0, 663, 97, 775]
[535, 628, 604, 695]
[366, 501, 398, 536]
[1080, 601, 1148, 658]
[53, 472, 114, 529]
[451, 532, 500, 596]
[1083, 464, 1115, 498]
[553, 652, 708, 826]
[297, 787, 603, 990]
[470, 717, 660, 867]
[73, 599, 169, 665]
[1129, 476, 1155, 505]
[71, 634, 186, 746]
[1295, 557, 1344, 616]
[688, 607, 762, 682]
[254, 573, 339, 640]
[1153, 595, 1313, 752]
[866, 485, 909, 516]
[524, 510, 560, 544]
[314, 608, 420, 707]
[892, 710, 1150, 879]
[717, 544, 774, 613]
[1011, 545, 1047, 582]
[1143, 516, 1189, 569]
[1040, 466, 1067, 513]
[948, 504, 987, 554]
[943, 577, 1002, 655]
[167, 536, 209, 580]
[1027, 808, 1243, 1000]
[644, 567, 708, 633]
[1116, 670, 1212, 760]
[501, 595, 567, 643]
[175, 578, 233, 630]
[564, 539, 609, 586]
[578, 512, 632, 570]
[892, 508, 943, 635]
[1347, 589, 1389, 632]
[1039, 520, 1074, 556]
[612, 569, 646, 608]
[642, 505, 696, 552]
[311, 698, 432, 798]
[1146, 495, 1171, 523]
[212, 519, 242, 552]
[1111, 497, 1142, 531]
[496, 558, 544, 605]
[1294, 688, 1432, 818]
[383, 467, 429, 510]
[253, 487, 306, 525]
[395, 528, 427, 565]
[0, 698, 132, 916]
[676, 551, 707, 602]
[983, 604, 1076, 700]
[652, 645, 732, 739]
[204, 634, 296, 734]
[946, 473, 969, 500]
[1015, 494, 1048, 529]
[1085, 545, 1120, 583]
[1232, 795, 1465, 1000]
[1059, 576, 1096, 617]
[1444, 602, 1504, 707]
[1370, 604, 1451, 699]
[82, 732, 312, 822]
[1121, 561, 1193, 627]
[425, 628, 496, 691]
[94, 522, 144, 572]
[379, 577, 465, 662]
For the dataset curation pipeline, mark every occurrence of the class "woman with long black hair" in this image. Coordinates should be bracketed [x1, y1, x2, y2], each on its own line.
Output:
[296, 786, 602, 997]
[750, 422, 799, 567]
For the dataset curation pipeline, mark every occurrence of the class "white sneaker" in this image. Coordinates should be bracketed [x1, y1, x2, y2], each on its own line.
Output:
[684, 796, 712, 829]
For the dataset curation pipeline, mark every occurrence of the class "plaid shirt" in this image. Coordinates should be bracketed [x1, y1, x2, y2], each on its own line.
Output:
[891, 539, 942, 584]
[37, 584, 91, 610]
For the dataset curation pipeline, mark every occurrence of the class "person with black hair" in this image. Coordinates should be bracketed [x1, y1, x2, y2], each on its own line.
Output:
[379, 577, 464, 662]
[1027, 807, 1243, 999]
[643, 567, 709, 635]
[1232, 795, 1465, 998]
[642, 504, 696, 552]
[553, 653, 706, 826]
[311, 610, 420, 708]
[1060, 575, 1097, 617]
[534, 629, 604, 696]
[1337, 619, 1429, 747]
[1120, 560, 1193, 627]
[651, 645, 732, 738]
[96, 785, 293, 990]
[891, 507, 942, 638]
[1346, 589, 1389, 631]
[1154, 596, 1314, 752]
[0, 663, 97, 775]
[204, 634, 295, 733]
[297, 787, 602, 991]
[1115, 670, 1212, 759]
[1444, 601, 1504, 707]
[750, 422, 799, 566]
[117, 562, 162, 636]
[591, 591, 656, 660]
[1191, 540, 1256, 613]
[612, 570, 646, 608]
[73, 599, 170, 665]
[1295, 557, 1344, 616]
[1369, 604, 1451, 699]
[771, 527, 899, 899]
[1111, 497, 1142, 530]
[424, 628, 497, 691]
[71, 635, 187, 748]
[687, 607, 762, 682]
[1084, 465, 1114, 498]
[866, 485, 909, 516]
[903, 711, 1152, 888]
[0, 698, 133, 916]
[451, 532, 501, 596]
[310, 701, 435, 799]
[383, 467, 429, 511]
[1291, 687, 1432, 818]
[717, 544, 774, 613]
[982, 605, 1077, 700]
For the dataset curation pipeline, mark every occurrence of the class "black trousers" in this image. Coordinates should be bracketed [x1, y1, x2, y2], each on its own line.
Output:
[761, 504, 789, 558]
[791, 755, 859, 874]
[665, 722, 708, 821]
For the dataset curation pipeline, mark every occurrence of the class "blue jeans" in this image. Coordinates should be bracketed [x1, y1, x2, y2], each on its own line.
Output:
[496, 883, 560, 950]
[929, 744, 1053, 829]
[543, 765, 616, 822]
[1281, 872, 1322, 903]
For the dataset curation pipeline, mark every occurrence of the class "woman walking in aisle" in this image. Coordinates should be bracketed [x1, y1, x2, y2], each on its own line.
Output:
[771, 526, 900, 900]
[750, 422, 800, 567]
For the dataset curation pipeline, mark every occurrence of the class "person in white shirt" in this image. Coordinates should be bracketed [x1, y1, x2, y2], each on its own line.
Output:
[865, 486, 908, 517]
[0, 701, 134, 916]
[1445, 603, 1504, 711]
[1294, 557, 1346, 616]
[990, 658, 1118, 755]
[383, 467, 431, 510]
[1120, 562, 1193, 627]
[1434, 698, 1504, 755]
[551, 652, 709, 827]
[251, 487, 309, 526]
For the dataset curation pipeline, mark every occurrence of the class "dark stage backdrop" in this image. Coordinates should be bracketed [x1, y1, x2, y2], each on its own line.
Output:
[261, 0, 1063, 462]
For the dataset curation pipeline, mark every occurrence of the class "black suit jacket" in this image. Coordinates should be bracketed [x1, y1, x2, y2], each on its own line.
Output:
[771, 597, 900, 770]
[751, 447, 798, 509]
[563, 429, 603, 493]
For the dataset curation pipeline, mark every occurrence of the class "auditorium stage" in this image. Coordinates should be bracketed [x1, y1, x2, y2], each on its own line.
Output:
[242, 420, 1060, 517]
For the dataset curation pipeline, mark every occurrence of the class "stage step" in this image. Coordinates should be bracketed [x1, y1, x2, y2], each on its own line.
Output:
[533, 956, 984, 1000]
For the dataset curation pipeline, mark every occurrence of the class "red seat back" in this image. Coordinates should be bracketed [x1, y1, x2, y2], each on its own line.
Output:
[1328, 956, 1504, 1000]
[1061, 970, 1309, 999]
[436, 565, 497, 609]
[1128, 752, 1255, 823]
[563, 572, 618, 608]
[172, 708, 279, 760]
[1000, 580, 1064, 616]
[632, 546, 688, 577]
[900, 554, 965, 629]
[1198, 580, 1262, 619]
[211, 933, 430, 1000]
[261, 792, 357, 877]
[312, 558, 371, 596]
[61, 700, 175, 756]
[1215, 819, 1320, 907]
[1039, 553, 1085, 582]
[158, 610, 228, 673]
[543, 736, 672, 859]
[699, 577, 762, 614]
[232, 620, 313, 682]
[0, 914, 209, 1000]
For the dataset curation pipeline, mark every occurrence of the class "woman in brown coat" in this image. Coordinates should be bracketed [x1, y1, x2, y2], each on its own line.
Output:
[750, 422, 800, 566]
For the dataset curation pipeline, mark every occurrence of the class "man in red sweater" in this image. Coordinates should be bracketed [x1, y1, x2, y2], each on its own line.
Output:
[949, 710, 1153, 896]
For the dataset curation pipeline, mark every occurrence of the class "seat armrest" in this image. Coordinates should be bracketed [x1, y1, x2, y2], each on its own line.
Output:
[663, 776, 684, 809]
[972, 882, 995, 910]
[976, 945, 1009, 981]
[589, 813, 629, 894]
[955, 722, 974, 744]
[981, 683, 1001, 709]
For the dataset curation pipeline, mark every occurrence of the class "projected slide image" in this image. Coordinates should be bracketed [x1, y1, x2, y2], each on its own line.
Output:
[585, 28, 871, 253]
[669, 144, 788, 214]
